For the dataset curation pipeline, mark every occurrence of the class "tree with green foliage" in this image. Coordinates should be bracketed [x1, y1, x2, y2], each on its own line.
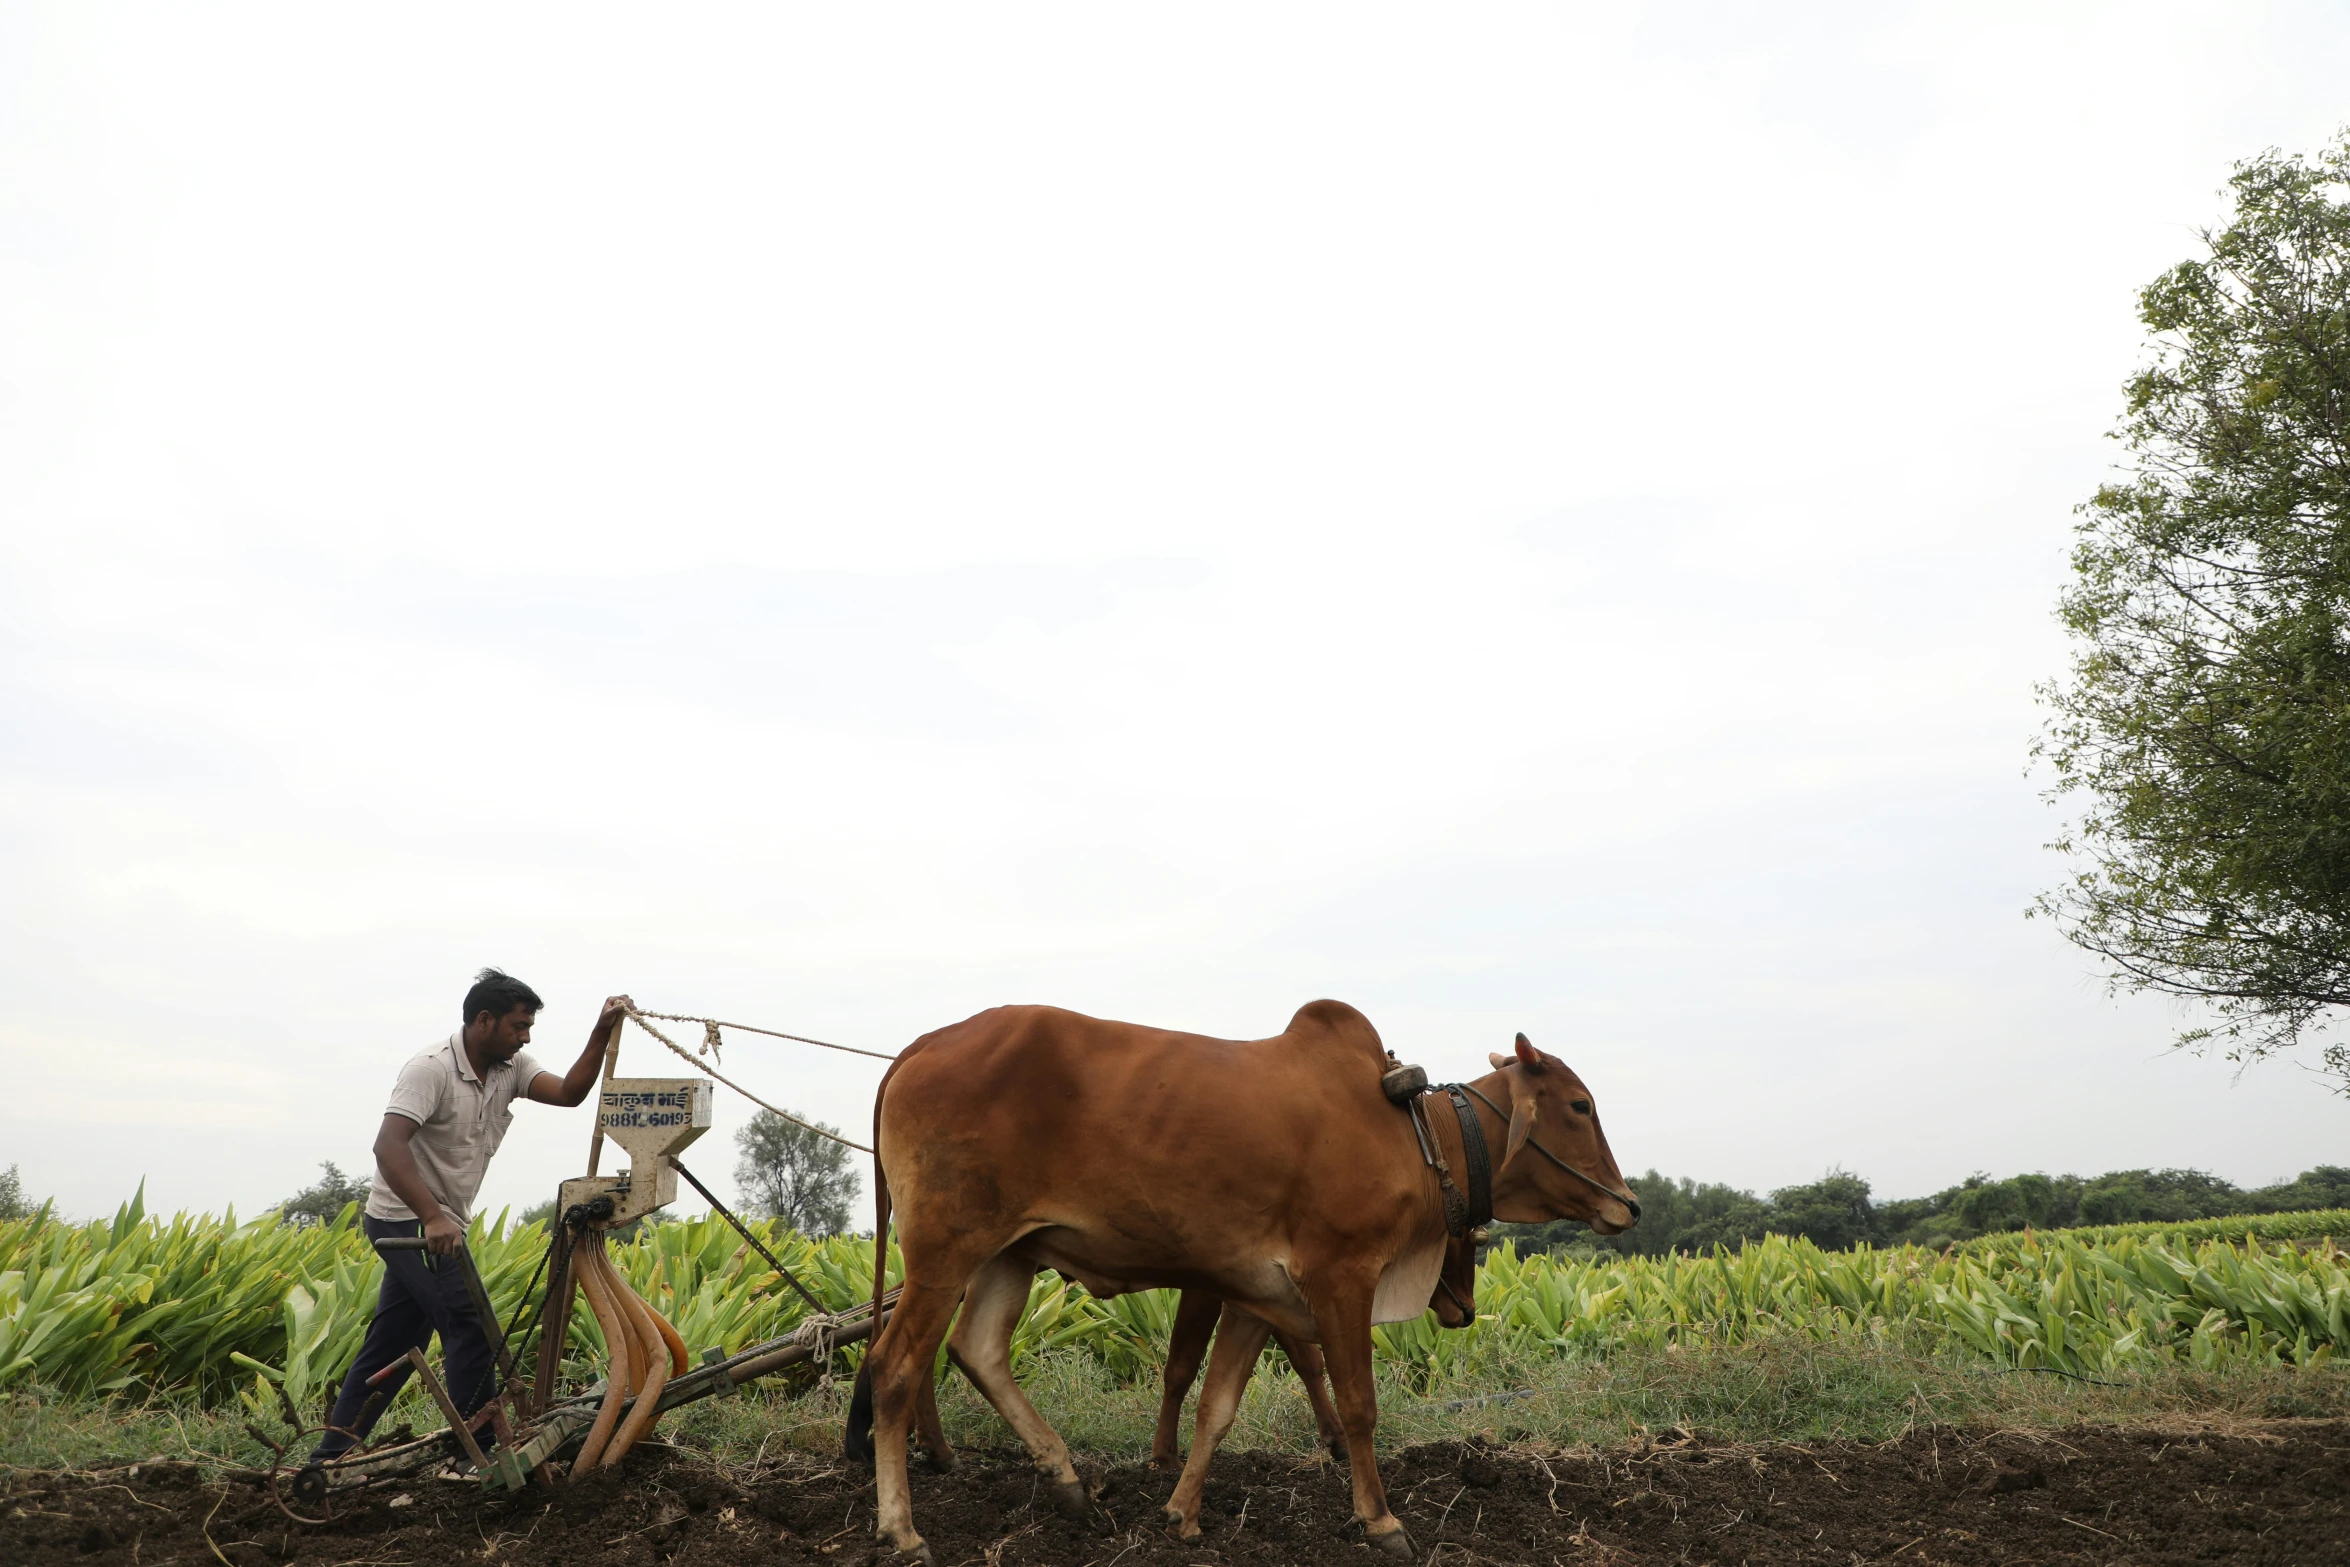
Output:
[1761, 1170, 1878, 1251]
[0, 1164, 35, 1221]
[1670, 1191, 1778, 1255]
[1950, 1172, 2078, 1235]
[2077, 1167, 2249, 1226]
[274, 1161, 371, 1228]
[2037, 134, 2350, 1088]
[2250, 1163, 2350, 1212]
[1500, 1170, 1773, 1259]
[1644, 1176, 1775, 1256]
[733, 1109, 859, 1237]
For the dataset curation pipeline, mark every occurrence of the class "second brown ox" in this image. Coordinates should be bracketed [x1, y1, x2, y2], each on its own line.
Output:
[845, 999, 1638, 1563]
[1151, 1219, 1477, 1469]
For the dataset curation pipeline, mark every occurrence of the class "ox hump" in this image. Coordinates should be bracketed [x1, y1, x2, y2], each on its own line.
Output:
[1284, 999, 1385, 1060]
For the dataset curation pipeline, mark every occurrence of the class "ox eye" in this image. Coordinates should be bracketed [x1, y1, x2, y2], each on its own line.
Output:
[1570, 1099, 1591, 1116]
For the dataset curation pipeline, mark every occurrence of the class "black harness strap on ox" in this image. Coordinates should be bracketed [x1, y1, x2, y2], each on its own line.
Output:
[1443, 1086, 1493, 1233]
[1404, 1093, 1461, 1235]
[1406, 1086, 1494, 1240]
[1405, 1086, 1494, 1325]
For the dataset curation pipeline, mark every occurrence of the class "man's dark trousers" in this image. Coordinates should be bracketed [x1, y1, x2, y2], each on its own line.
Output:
[313, 1215, 500, 1460]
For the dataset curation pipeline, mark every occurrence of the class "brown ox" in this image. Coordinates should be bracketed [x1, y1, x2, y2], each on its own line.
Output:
[1161, 1293, 1346, 1466]
[909, 1180, 1477, 1474]
[1152, 1229, 1474, 1469]
[845, 1000, 1637, 1563]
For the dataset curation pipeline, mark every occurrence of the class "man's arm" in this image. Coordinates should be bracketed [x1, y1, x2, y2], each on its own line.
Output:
[527, 994, 633, 1107]
[373, 1114, 464, 1254]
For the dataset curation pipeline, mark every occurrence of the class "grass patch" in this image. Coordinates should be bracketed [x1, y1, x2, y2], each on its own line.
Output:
[0, 1379, 462, 1475]
[672, 1333, 2350, 1459]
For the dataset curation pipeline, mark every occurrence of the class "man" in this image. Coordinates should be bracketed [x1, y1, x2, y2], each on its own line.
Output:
[313, 969, 629, 1460]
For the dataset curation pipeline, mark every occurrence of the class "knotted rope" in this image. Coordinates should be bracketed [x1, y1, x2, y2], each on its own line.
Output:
[794, 1307, 847, 1388]
[621, 1005, 879, 1154]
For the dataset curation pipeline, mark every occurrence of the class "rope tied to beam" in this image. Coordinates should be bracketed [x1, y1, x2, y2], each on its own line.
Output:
[621, 1005, 878, 1154]
[793, 1308, 850, 1390]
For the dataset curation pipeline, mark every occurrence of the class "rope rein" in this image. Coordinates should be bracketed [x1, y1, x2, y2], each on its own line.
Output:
[630, 1009, 900, 1063]
[620, 1005, 879, 1154]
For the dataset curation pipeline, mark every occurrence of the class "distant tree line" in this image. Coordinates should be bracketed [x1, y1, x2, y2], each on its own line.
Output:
[1495, 1164, 2350, 1258]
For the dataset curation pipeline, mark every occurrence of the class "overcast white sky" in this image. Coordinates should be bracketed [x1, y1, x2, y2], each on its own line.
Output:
[4, 3, 2345, 1230]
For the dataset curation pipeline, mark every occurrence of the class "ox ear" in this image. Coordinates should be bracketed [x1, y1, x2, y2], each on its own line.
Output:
[1487, 1052, 1511, 1069]
[1504, 1076, 1537, 1168]
[1513, 1032, 1544, 1072]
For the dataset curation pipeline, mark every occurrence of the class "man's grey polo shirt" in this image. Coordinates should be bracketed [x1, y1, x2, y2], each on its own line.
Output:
[366, 1034, 545, 1227]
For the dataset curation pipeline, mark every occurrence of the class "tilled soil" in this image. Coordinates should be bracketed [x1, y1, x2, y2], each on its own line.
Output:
[6, 1422, 2346, 1567]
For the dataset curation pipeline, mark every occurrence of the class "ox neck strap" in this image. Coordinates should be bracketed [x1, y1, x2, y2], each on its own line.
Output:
[1442, 1086, 1494, 1233]
[1407, 1086, 1494, 1240]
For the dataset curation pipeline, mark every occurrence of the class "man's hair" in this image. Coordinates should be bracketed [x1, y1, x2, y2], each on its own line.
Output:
[463, 967, 544, 1025]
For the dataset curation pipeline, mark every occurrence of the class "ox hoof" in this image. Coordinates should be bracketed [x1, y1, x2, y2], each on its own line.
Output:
[875, 1544, 934, 1567]
[923, 1448, 958, 1475]
[1161, 1506, 1201, 1542]
[1047, 1478, 1090, 1521]
[1368, 1524, 1417, 1561]
[1149, 1451, 1181, 1473]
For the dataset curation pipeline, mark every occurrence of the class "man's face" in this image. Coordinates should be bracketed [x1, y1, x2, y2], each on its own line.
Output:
[478, 1005, 536, 1061]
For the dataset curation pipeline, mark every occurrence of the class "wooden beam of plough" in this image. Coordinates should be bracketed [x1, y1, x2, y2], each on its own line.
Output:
[297, 1288, 898, 1497]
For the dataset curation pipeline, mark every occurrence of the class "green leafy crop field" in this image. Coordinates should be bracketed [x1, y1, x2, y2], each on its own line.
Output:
[4, 1193, 2345, 1429]
[1961, 1208, 2350, 1253]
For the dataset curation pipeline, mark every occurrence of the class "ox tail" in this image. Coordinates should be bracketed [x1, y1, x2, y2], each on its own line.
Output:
[843, 1056, 898, 1464]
